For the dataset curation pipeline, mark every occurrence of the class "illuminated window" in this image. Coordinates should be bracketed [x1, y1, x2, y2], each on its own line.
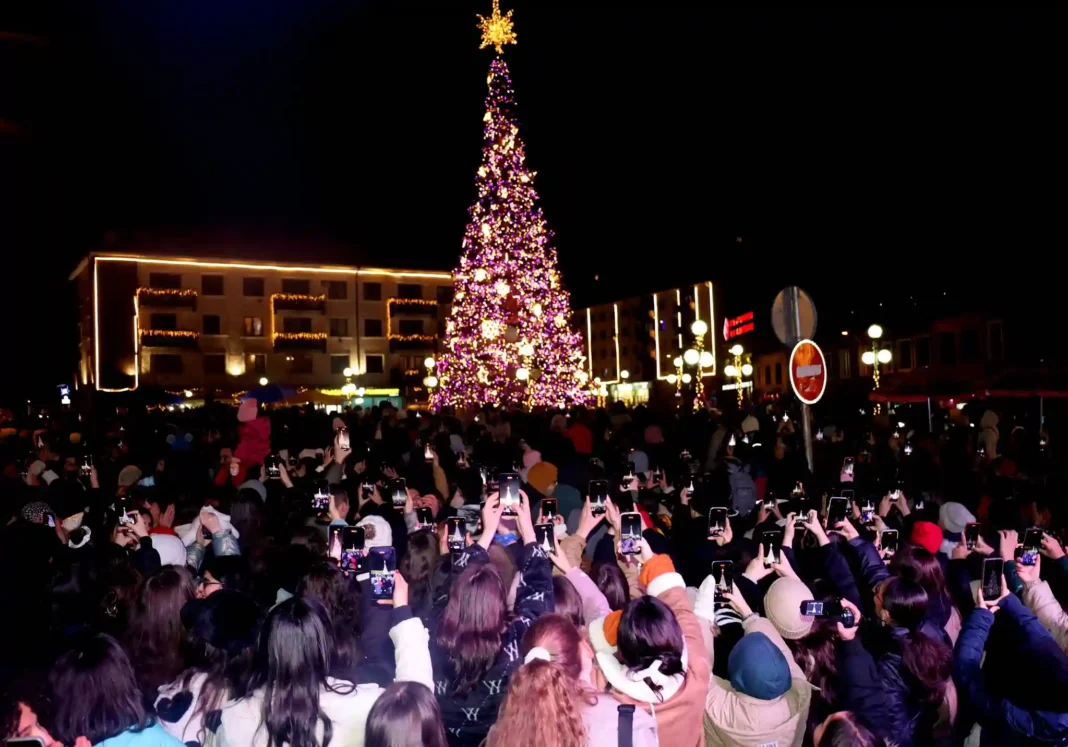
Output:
[149, 273, 181, 290]
[330, 354, 350, 374]
[249, 354, 267, 374]
[364, 319, 383, 337]
[365, 354, 385, 374]
[203, 315, 221, 335]
[202, 275, 224, 295]
[243, 278, 265, 297]
[329, 318, 349, 337]
[282, 278, 310, 295]
[204, 355, 225, 375]
[363, 282, 382, 301]
[243, 317, 264, 337]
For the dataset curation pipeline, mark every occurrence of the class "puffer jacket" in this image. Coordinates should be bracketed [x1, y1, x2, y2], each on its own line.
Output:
[877, 627, 944, 747]
[1022, 574, 1068, 655]
[703, 615, 813, 747]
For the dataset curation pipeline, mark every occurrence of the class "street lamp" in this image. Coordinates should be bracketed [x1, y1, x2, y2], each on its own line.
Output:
[342, 367, 353, 378]
[620, 369, 630, 380]
[683, 348, 700, 366]
[724, 343, 753, 406]
[258, 377, 269, 386]
[865, 324, 892, 389]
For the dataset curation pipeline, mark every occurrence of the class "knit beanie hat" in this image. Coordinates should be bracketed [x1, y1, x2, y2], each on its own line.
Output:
[117, 465, 143, 488]
[181, 591, 262, 655]
[152, 533, 189, 567]
[741, 415, 760, 434]
[763, 577, 815, 640]
[939, 502, 976, 535]
[911, 521, 943, 554]
[728, 631, 792, 699]
[237, 397, 258, 423]
[527, 461, 558, 494]
[628, 449, 650, 475]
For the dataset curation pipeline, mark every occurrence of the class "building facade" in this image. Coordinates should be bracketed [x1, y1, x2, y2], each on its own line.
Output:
[70, 253, 453, 397]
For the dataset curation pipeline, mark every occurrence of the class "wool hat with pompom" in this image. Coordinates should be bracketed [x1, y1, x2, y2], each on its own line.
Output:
[763, 577, 815, 640]
[910, 521, 943, 554]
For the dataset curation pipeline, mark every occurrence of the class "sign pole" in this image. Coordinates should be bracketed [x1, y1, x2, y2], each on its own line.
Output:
[785, 287, 815, 473]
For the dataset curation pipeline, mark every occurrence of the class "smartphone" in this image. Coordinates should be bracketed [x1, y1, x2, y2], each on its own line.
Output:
[340, 527, 365, 572]
[80, 454, 94, 476]
[791, 481, 805, 498]
[859, 500, 875, 525]
[6, 738, 47, 747]
[1021, 528, 1043, 566]
[589, 479, 608, 515]
[620, 512, 642, 555]
[794, 508, 808, 528]
[841, 489, 855, 505]
[761, 530, 782, 567]
[965, 522, 981, 551]
[312, 480, 330, 512]
[361, 482, 375, 499]
[415, 506, 434, 529]
[541, 498, 558, 522]
[116, 496, 135, 526]
[424, 444, 434, 463]
[712, 560, 733, 606]
[498, 472, 521, 516]
[708, 507, 727, 538]
[45, 513, 56, 528]
[799, 598, 854, 628]
[881, 529, 899, 554]
[535, 523, 557, 555]
[827, 497, 848, 528]
[264, 454, 281, 479]
[904, 444, 913, 456]
[390, 478, 408, 508]
[369, 546, 396, 599]
[446, 516, 466, 553]
[842, 457, 855, 481]
[327, 525, 344, 560]
[336, 427, 351, 451]
[982, 557, 1004, 600]
[652, 466, 663, 484]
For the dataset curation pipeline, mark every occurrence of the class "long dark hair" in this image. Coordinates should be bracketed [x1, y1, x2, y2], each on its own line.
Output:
[817, 711, 886, 746]
[785, 619, 839, 703]
[890, 545, 948, 602]
[297, 561, 363, 677]
[552, 575, 584, 630]
[365, 682, 448, 747]
[400, 530, 440, 623]
[435, 561, 508, 694]
[124, 565, 196, 696]
[882, 578, 952, 704]
[49, 634, 153, 745]
[593, 562, 630, 611]
[250, 597, 350, 747]
[617, 595, 684, 700]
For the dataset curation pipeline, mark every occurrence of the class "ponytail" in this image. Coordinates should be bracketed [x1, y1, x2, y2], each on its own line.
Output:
[883, 577, 952, 703]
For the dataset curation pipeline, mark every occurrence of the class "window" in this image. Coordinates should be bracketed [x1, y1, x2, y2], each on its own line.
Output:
[243, 277, 265, 297]
[282, 317, 313, 334]
[330, 354, 351, 374]
[364, 319, 384, 337]
[365, 354, 385, 374]
[329, 318, 349, 337]
[249, 354, 267, 374]
[437, 286, 454, 304]
[151, 354, 183, 374]
[397, 283, 422, 299]
[774, 363, 783, 385]
[282, 278, 310, 295]
[938, 332, 957, 365]
[837, 349, 852, 379]
[243, 317, 264, 337]
[961, 328, 980, 363]
[290, 355, 313, 374]
[204, 354, 226, 375]
[149, 273, 182, 290]
[764, 365, 771, 386]
[326, 281, 348, 300]
[988, 321, 1004, 361]
[150, 313, 178, 331]
[363, 282, 382, 301]
[897, 340, 913, 369]
[915, 336, 931, 367]
[203, 315, 221, 335]
[599, 329, 607, 340]
[398, 319, 423, 336]
[202, 275, 224, 295]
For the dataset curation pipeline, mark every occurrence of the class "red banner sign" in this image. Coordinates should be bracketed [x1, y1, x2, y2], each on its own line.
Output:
[723, 311, 755, 340]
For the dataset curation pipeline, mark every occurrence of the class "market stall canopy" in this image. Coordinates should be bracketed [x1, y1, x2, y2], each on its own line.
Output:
[984, 369, 1068, 399]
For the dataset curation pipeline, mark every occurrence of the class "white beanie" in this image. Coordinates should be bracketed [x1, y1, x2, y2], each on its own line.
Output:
[152, 534, 189, 567]
[356, 515, 393, 548]
[938, 502, 976, 535]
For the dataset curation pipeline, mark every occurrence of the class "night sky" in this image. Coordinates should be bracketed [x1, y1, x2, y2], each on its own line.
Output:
[2, 5, 1065, 403]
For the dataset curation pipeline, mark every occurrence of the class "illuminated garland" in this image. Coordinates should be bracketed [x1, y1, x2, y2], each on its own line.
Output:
[136, 287, 197, 308]
[388, 334, 436, 342]
[387, 298, 437, 307]
[271, 293, 326, 308]
[140, 329, 199, 338]
[273, 332, 328, 341]
[137, 287, 197, 298]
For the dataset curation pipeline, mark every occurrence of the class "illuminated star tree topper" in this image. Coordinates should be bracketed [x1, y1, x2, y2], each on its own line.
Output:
[433, 3, 589, 410]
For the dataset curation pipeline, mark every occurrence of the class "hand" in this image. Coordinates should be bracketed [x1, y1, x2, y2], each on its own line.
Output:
[743, 545, 773, 583]
[804, 510, 830, 546]
[771, 548, 799, 580]
[723, 585, 753, 619]
[113, 527, 138, 548]
[605, 497, 622, 535]
[998, 529, 1018, 562]
[950, 542, 970, 560]
[851, 501, 862, 522]
[756, 501, 770, 526]
[200, 509, 222, 536]
[576, 497, 604, 540]
[328, 493, 345, 523]
[515, 490, 536, 545]
[1041, 535, 1066, 560]
[657, 470, 668, 491]
[767, 501, 784, 521]
[680, 485, 691, 506]
[549, 537, 573, 573]
[279, 460, 294, 489]
[1016, 554, 1041, 584]
[322, 447, 334, 466]
[638, 536, 655, 564]
[783, 514, 797, 547]
[872, 514, 888, 533]
[379, 571, 408, 607]
[229, 457, 241, 477]
[836, 598, 862, 640]
[892, 491, 911, 516]
[977, 574, 1010, 613]
[712, 516, 733, 546]
[129, 511, 149, 539]
[403, 490, 415, 516]
[381, 465, 398, 480]
[89, 464, 100, 489]
[832, 517, 859, 542]
[974, 535, 995, 556]
[478, 492, 506, 549]
[878, 494, 892, 518]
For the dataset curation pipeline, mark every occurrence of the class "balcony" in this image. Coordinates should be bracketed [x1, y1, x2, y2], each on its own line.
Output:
[389, 334, 436, 352]
[387, 298, 438, 316]
[272, 293, 326, 313]
[136, 287, 197, 309]
[139, 330, 200, 349]
[273, 332, 327, 352]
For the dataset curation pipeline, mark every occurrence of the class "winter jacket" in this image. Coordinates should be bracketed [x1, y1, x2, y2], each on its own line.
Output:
[589, 554, 710, 747]
[184, 529, 241, 570]
[876, 627, 943, 747]
[430, 542, 553, 747]
[837, 637, 889, 728]
[953, 595, 1068, 746]
[155, 672, 212, 745]
[582, 694, 659, 747]
[703, 615, 813, 747]
[565, 566, 612, 624]
[215, 608, 431, 747]
[1022, 577, 1068, 655]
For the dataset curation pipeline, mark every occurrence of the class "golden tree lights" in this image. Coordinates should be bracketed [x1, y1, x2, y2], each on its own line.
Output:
[434, 6, 587, 410]
[723, 343, 754, 406]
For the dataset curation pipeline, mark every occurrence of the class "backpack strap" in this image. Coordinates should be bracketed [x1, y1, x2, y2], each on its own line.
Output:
[617, 704, 635, 747]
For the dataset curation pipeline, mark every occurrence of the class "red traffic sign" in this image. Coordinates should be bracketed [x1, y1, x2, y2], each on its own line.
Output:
[789, 339, 827, 405]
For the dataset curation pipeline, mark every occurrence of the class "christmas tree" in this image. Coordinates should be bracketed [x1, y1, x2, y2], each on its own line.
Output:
[433, 1, 589, 409]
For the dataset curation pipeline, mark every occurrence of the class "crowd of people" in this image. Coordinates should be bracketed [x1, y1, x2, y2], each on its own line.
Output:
[1, 394, 1067, 747]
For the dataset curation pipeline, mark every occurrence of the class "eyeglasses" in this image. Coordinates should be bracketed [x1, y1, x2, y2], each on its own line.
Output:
[197, 577, 223, 590]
